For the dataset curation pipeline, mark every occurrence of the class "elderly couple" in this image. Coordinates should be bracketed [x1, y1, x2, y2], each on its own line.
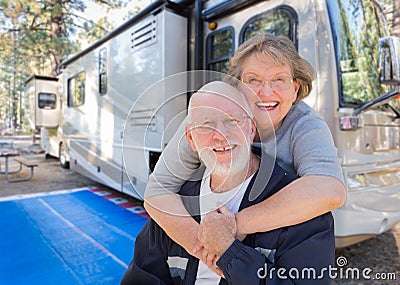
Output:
[121, 34, 345, 284]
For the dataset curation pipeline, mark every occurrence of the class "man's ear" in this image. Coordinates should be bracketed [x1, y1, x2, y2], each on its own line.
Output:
[185, 125, 198, 152]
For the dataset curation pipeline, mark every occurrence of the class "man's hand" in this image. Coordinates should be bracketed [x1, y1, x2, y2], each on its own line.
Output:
[197, 204, 236, 256]
[193, 240, 224, 277]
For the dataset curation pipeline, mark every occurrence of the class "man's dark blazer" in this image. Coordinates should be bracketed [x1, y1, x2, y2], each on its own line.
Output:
[121, 161, 335, 284]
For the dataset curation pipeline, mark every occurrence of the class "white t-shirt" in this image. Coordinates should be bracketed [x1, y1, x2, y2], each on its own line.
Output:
[195, 173, 254, 285]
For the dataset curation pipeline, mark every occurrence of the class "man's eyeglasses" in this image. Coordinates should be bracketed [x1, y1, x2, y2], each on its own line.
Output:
[241, 75, 294, 92]
[190, 115, 251, 134]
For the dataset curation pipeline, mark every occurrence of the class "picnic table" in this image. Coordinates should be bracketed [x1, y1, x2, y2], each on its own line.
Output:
[0, 151, 38, 182]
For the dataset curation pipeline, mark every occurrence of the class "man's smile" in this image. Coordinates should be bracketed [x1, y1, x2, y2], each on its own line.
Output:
[213, 145, 236, 153]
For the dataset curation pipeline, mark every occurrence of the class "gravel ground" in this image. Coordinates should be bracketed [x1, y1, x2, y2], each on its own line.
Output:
[1, 136, 399, 284]
[0, 142, 107, 197]
[334, 224, 399, 284]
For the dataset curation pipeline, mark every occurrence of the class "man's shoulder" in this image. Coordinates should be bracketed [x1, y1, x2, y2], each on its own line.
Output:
[240, 162, 297, 209]
[179, 179, 202, 196]
[178, 179, 202, 219]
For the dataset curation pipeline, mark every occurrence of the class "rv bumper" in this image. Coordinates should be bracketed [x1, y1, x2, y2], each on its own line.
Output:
[333, 182, 400, 247]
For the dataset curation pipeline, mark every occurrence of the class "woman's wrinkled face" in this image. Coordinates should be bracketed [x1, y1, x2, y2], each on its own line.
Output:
[240, 53, 300, 138]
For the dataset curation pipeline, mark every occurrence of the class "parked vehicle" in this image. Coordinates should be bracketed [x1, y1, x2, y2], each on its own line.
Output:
[25, 0, 400, 247]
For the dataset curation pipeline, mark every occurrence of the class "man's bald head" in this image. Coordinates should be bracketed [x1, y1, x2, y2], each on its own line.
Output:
[188, 81, 252, 122]
[185, 80, 257, 188]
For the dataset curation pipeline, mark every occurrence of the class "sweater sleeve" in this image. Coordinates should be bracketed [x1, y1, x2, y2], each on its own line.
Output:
[290, 114, 344, 183]
[216, 240, 296, 285]
[217, 213, 335, 285]
[144, 117, 202, 198]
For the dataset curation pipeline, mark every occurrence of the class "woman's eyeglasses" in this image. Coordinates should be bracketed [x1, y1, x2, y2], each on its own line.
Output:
[241, 75, 294, 92]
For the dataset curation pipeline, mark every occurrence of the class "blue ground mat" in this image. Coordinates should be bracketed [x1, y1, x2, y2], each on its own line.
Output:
[0, 187, 148, 285]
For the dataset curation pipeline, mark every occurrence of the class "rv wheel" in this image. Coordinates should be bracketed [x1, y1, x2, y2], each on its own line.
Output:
[59, 143, 70, 169]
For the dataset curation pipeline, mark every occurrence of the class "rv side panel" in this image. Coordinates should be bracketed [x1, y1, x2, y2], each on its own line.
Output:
[61, 7, 188, 199]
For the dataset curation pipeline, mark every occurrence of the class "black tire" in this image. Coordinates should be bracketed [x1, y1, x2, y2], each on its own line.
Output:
[59, 143, 70, 169]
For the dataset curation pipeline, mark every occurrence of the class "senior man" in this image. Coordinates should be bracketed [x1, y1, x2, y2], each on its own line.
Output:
[121, 81, 335, 284]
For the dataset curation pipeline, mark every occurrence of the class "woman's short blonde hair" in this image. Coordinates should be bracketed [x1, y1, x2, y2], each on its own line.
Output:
[225, 34, 316, 104]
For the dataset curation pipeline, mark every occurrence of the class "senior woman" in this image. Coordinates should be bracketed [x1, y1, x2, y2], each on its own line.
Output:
[143, 34, 345, 266]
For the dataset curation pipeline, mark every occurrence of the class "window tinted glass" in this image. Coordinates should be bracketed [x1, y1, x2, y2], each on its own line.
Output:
[99, 48, 107, 95]
[38, 93, 56, 109]
[68, 72, 85, 107]
[206, 7, 297, 73]
[241, 7, 297, 47]
[328, 0, 391, 105]
[206, 27, 234, 73]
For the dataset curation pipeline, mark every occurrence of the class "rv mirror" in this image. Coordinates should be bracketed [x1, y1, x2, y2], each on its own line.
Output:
[378, 36, 400, 85]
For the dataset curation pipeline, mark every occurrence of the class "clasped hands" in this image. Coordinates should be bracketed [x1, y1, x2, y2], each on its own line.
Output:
[193, 204, 246, 278]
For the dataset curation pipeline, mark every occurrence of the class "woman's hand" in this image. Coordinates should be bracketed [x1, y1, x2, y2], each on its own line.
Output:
[235, 214, 247, 242]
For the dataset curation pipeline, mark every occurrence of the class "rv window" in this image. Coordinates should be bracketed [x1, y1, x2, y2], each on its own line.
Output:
[240, 6, 298, 48]
[99, 48, 107, 95]
[206, 27, 234, 73]
[328, 0, 391, 106]
[38, 93, 56, 109]
[67, 72, 85, 107]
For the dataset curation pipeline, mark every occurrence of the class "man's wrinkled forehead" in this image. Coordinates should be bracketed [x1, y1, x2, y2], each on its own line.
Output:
[188, 91, 248, 121]
[188, 81, 251, 121]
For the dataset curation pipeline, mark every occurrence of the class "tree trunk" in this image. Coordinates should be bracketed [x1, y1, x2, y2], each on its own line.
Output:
[50, 1, 64, 76]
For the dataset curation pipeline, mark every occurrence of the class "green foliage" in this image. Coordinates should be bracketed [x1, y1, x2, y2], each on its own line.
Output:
[0, 0, 133, 131]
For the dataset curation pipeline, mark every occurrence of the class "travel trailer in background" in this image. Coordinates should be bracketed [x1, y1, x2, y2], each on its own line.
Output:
[25, 0, 400, 247]
[24, 75, 60, 130]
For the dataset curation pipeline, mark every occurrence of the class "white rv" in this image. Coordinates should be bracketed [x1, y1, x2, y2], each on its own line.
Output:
[25, 0, 400, 247]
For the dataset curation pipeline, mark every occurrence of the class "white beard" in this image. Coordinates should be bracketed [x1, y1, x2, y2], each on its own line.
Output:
[194, 126, 252, 178]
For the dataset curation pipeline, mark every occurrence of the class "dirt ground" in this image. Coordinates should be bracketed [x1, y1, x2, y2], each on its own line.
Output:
[0, 140, 109, 197]
[1, 136, 399, 284]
